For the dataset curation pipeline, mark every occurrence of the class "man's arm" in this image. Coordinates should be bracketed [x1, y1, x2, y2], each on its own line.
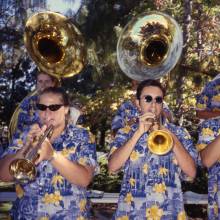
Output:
[196, 110, 220, 120]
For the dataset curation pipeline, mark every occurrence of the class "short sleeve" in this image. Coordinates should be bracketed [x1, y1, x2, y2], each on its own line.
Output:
[73, 130, 97, 170]
[170, 125, 198, 181]
[111, 101, 139, 132]
[196, 77, 220, 111]
[109, 125, 133, 157]
[1, 131, 28, 158]
[196, 119, 220, 166]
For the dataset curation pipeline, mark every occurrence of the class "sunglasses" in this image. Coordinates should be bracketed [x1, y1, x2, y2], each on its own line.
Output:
[36, 103, 64, 111]
[143, 95, 163, 104]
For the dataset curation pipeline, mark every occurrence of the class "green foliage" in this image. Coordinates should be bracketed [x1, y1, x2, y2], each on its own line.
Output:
[89, 154, 123, 192]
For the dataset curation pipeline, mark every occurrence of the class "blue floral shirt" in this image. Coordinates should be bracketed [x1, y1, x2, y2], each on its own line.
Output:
[196, 118, 220, 220]
[2, 124, 97, 220]
[111, 100, 139, 132]
[196, 74, 220, 112]
[109, 122, 197, 220]
[13, 94, 39, 139]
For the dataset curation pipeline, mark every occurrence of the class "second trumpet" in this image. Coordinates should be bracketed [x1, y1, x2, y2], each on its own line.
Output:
[9, 125, 54, 184]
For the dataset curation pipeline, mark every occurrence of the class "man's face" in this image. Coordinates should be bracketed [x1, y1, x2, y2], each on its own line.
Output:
[36, 73, 56, 92]
[136, 86, 163, 118]
[38, 93, 69, 129]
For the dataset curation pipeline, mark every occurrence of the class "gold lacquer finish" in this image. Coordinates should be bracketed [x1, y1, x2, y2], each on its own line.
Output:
[117, 11, 183, 81]
[24, 11, 86, 78]
[9, 125, 54, 184]
[148, 130, 173, 155]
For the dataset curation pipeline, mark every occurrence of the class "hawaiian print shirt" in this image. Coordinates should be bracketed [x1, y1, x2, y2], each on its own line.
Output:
[109, 122, 197, 220]
[14, 94, 40, 139]
[196, 118, 220, 220]
[111, 100, 173, 133]
[196, 74, 220, 112]
[111, 100, 139, 132]
[2, 124, 97, 220]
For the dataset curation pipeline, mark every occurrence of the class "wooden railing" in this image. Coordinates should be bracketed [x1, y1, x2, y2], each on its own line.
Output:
[0, 190, 208, 205]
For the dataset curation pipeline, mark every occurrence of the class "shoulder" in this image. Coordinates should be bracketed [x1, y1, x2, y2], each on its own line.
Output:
[20, 94, 37, 107]
[167, 123, 190, 136]
[66, 124, 95, 144]
[200, 118, 220, 128]
[119, 100, 135, 109]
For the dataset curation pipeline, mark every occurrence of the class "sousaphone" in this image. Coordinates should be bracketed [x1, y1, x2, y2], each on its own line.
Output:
[117, 11, 183, 154]
[9, 11, 86, 139]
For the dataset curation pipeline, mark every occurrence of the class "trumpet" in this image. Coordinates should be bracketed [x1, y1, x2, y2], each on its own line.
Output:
[147, 116, 173, 155]
[9, 125, 54, 184]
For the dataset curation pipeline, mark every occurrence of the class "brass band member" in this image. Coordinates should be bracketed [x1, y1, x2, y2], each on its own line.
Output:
[196, 73, 220, 220]
[0, 87, 97, 219]
[108, 79, 197, 219]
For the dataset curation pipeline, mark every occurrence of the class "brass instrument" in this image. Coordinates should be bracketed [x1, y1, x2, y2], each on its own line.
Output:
[117, 11, 183, 154]
[24, 11, 86, 79]
[9, 125, 54, 183]
[9, 11, 86, 140]
[147, 117, 173, 155]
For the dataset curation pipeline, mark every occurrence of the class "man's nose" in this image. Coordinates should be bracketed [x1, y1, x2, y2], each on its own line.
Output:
[151, 102, 156, 113]
[44, 108, 52, 115]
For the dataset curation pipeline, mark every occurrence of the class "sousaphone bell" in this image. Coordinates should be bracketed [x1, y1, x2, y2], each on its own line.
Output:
[24, 11, 86, 79]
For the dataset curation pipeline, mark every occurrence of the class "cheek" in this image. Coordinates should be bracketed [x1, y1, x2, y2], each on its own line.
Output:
[57, 110, 66, 121]
[155, 105, 163, 115]
[38, 111, 44, 118]
[140, 102, 151, 113]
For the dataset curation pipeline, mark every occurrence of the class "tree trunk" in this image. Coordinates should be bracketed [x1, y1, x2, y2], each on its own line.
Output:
[175, 0, 192, 116]
[194, 2, 204, 61]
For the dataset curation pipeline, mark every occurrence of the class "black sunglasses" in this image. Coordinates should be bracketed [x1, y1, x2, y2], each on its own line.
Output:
[36, 103, 64, 111]
[144, 95, 163, 104]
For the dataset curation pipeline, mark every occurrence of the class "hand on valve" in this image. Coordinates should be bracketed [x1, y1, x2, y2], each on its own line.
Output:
[25, 124, 54, 165]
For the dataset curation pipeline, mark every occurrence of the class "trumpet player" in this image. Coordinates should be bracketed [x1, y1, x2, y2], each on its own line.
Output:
[108, 79, 197, 220]
[10, 70, 60, 140]
[0, 87, 97, 219]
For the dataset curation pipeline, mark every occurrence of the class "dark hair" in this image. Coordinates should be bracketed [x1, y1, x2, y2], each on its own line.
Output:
[136, 79, 166, 100]
[38, 87, 69, 106]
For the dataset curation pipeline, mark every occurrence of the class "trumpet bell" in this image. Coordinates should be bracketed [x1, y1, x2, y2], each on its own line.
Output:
[9, 158, 36, 184]
[147, 130, 173, 155]
[24, 11, 86, 78]
[117, 11, 183, 81]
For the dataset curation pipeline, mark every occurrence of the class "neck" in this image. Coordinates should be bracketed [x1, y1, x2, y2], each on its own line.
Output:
[50, 123, 66, 142]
